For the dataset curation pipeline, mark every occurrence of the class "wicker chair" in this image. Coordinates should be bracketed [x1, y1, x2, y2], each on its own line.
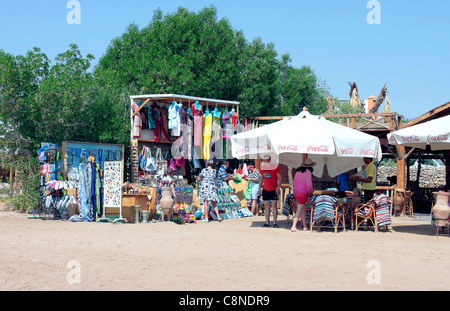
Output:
[404, 190, 414, 216]
[354, 200, 378, 232]
[310, 195, 345, 233]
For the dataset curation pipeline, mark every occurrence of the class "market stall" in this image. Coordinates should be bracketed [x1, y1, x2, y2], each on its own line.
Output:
[128, 93, 253, 222]
[36, 141, 125, 222]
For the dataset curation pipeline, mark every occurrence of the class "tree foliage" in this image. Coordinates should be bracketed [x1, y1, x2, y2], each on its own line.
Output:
[0, 5, 333, 210]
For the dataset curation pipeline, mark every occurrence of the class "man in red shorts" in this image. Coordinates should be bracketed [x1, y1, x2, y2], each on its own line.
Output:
[259, 155, 282, 228]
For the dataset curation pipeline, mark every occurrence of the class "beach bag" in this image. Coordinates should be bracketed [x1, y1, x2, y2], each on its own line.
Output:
[141, 146, 156, 172]
[155, 148, 167, 175]
[234, 173, 242, 184]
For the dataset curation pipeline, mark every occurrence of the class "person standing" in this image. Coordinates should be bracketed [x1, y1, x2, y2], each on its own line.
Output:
[217, 160, 235, 184]
[290, 159, 315, 232]
[243, 165, 260, 216]
[259, 155, 282, 228]
[336, 171, 350, 198]
[351, 157, 377, 202]
[199, 160, 222, 222]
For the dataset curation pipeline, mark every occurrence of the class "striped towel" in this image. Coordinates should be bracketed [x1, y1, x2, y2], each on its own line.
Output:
[311, 195, 338, 223]
[374, 195, 392, 226]
[357, 199, 374, 218]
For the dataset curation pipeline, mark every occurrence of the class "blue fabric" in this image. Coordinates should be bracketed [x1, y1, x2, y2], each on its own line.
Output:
[78, 163, 91, 222]
[217, 165, 229, 181]
[336, 173, 350, 192]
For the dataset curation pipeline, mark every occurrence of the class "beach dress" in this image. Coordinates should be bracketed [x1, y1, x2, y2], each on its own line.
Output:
[192, 103, 203, 147]
[168, 102, 179, 135]
[202, 112, 212, 160]
[210, 113, 222, 157]
[221, 111, 232, 159]
[131, 102, 142, 138]
[199, 168, 219, 202]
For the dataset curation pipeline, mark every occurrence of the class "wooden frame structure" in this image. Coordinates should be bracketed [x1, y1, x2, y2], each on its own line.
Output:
[129, 94, 240, 182]
[249, 111, 406, 185]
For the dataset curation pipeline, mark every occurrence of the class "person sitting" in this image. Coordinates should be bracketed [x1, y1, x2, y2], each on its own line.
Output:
[349, 187, 362, 229]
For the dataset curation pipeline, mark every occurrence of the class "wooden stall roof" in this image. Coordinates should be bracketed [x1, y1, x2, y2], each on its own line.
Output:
[402, 101, 450, 128]
[130, 94, 239, 107]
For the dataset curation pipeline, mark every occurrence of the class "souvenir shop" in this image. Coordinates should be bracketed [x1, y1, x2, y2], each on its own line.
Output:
[127, 94, 254, 223]
[37, 141, 124, 222]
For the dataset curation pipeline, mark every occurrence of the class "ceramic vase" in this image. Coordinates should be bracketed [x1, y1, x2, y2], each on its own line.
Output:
[432, 192, 450, 227]
[160, 187, 174, 216]
[393, 189, 405, 214]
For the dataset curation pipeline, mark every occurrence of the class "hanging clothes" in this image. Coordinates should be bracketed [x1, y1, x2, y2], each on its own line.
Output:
[186, 110, 193, 161]
[132, 102, 142, 139]
[231, 109, 238, 129]
[178, 104, 187, 154]
[168, 101, 179, 135]
[94, 163, 103, 219]
[202, 111, 213, 160]
[192, 102, 203, 147]
[78, 162, 91, 222]
[146, 106, 156, 129]
[152, 102, 171, 142]
[222, 110, 232, 160]
[151, 102, 162, 141]
[210, 110, 222, 159]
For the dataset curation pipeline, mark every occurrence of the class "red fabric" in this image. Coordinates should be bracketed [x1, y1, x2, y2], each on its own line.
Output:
[294, 192, 309, 204]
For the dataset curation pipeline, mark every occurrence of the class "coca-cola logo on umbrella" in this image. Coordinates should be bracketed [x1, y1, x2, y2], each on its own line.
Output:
[277, 145, 298, 152]
[427, 134, 449, 142]
[400, 135, 419, 143]
[339, 147, 354, 155]
[359, 148, 375, 156]
[307, 145, 330, 153]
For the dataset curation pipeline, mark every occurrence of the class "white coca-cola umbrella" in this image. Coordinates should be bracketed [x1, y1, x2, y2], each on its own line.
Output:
[231, 109, 382, 177]
[387, 115, 450, 150]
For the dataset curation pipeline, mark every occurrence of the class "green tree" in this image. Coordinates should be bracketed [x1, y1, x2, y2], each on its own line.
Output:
[278, 53, 328, 116]
[237, 37, 281, 118]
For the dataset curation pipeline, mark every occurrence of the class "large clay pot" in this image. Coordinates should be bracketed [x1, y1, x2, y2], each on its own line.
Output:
[432, 192, 450, 227]
[393, 189, 405, 214]
[160, 187, 174, 216]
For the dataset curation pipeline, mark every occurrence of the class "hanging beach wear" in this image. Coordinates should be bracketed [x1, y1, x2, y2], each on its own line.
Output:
[192, 102, 203, 147]
[132, 102, 142, 139]
[168, 101, 179, 135]
[202, 111, 212, 160]
[221, 111, 232, 160]
[186, 111, 193, 161]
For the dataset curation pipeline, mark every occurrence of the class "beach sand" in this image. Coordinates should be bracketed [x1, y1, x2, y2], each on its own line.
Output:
[0, 206, 449, 291]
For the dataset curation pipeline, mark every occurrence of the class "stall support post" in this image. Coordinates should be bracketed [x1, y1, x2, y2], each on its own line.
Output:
[395, 145, 406, 216]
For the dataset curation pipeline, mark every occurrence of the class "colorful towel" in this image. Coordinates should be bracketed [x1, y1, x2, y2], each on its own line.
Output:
[311, 195, 339, 223]
[374, 195, 392, 226]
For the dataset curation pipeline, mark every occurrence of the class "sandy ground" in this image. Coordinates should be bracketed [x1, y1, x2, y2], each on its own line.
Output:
[0, 202, 449, 292]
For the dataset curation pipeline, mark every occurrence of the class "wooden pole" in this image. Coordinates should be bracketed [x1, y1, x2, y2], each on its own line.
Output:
[9, 167, 13, 194]
[396, 145, 406, 216]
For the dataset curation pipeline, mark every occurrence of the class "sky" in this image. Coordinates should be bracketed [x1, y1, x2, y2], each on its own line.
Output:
[0, 0, 449, 120]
